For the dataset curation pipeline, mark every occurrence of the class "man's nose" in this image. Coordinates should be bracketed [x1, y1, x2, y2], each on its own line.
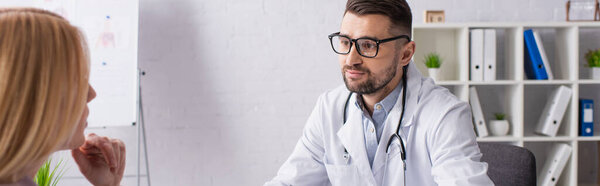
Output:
[345, 44, 363, 66]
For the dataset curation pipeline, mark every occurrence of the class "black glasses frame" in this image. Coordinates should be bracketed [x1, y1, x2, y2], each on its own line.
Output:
[328, 32, 411, 58]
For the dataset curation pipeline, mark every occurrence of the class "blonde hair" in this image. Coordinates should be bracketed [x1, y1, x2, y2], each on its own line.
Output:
[0, 8, 89, 182]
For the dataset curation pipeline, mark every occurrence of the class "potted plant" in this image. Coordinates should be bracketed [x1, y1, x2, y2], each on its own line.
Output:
[34, 158, 66, 186]
[585, 49, 600, 80]
[489, 113, 510, 136]
[424, 52, 442, 81]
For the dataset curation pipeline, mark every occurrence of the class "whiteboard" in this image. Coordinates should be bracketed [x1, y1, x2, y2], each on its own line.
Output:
[0, 0, 139, 127]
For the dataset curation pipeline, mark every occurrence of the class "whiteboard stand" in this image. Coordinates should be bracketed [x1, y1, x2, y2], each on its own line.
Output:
[137, 70, 151, 186]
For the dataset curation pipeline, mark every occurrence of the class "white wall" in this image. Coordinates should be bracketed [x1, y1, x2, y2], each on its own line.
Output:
[57, 0, 584, 185]
[137, 0, 343, 185]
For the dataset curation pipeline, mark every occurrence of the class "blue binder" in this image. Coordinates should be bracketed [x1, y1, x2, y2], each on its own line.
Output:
[580, 99, 594, 136]
[524, 29, 549, 80]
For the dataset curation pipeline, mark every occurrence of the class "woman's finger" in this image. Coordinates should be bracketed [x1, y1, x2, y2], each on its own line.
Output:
[100, 140, 117, 168]
[111, 139, 120, 170]
[112, 139, 126, 175]
[71, 148, 91, 174]
[84, 134, 117, 167]
[80, 133, 100, 150]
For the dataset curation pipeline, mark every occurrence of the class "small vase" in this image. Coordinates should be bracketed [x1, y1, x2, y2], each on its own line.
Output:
[489, 120, 510, 136]
[428, 68, 439, 81]
[592, 67, 600, 80]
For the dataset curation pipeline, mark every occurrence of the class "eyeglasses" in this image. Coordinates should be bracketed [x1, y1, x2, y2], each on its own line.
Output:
[328, 32, 411, 58]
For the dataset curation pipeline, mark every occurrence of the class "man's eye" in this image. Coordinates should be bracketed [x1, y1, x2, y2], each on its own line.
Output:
[361, 42, 376, 50]
[340, 40, 350, 46]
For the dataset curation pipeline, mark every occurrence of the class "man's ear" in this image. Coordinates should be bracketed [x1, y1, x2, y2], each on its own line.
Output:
[400, 41, 415, 66]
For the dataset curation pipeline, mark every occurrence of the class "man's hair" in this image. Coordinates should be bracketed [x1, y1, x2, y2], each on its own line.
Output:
[345, 0, 413, 36]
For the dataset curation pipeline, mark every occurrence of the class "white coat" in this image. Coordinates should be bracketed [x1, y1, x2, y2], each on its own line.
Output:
[265, 64, 494, 186]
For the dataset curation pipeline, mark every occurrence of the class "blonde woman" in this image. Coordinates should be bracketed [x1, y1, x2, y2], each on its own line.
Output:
[0, 8, 126, 186]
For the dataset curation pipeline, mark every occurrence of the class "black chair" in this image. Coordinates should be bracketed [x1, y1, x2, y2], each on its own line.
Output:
[478, 142, 537, 186]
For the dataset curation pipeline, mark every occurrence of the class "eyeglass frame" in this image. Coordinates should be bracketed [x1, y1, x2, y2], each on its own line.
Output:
[328, 32, 411, 58]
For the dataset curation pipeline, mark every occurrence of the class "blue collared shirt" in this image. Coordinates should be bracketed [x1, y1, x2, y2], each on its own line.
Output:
[355, 83, 402, 168]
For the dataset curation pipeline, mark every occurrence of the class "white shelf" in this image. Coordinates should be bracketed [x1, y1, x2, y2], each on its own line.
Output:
[477, 136, 520, 142]
[413, 22, 600, 186]
[523, 136, 573, 142]
[578, 80, 600, 84]
[414, 22, 600, 29]
[523, 80, 574, 85]
[435, 80, 465, 85]
[468, 80, 518, 85]
[577, 136, 600, 141]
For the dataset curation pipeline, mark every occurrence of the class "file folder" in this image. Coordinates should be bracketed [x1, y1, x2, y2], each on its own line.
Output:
[524, 29, 549, 80]
[470, 29, 484, 81]
[580, 99, 594, 136]
[533, 31, 553, 80]
[469, 87, 488, 137]
[538, 143, 572, 186]
[535, 86, 573, 137]
[483, 29, 496, 81]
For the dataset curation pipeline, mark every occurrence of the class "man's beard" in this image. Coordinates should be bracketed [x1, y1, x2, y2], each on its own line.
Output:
[342, 54, 400, 94]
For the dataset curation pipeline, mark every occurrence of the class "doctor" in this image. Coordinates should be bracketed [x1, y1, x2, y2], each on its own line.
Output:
[265, 0, 493, 185]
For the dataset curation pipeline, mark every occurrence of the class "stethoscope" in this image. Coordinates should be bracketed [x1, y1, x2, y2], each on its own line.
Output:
[342, 65, 408, 172]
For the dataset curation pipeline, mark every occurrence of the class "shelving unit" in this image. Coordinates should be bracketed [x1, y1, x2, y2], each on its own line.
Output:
[413, 22, 600, 186]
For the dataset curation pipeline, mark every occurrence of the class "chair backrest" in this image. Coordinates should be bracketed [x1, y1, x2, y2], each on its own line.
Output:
[478, 142, 537, 186]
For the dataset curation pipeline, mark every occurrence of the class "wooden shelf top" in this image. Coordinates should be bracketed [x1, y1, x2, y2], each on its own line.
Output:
[414, 22, 600, 29]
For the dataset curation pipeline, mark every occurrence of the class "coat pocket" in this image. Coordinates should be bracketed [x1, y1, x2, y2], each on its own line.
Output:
[323, 154, 361, 186]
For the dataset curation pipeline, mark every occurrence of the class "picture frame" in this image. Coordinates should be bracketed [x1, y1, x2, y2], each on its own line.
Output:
[566, 0, 600, 21]
[424, 10, 445, 23]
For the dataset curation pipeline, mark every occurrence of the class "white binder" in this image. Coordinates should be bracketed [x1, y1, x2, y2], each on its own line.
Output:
[538, 143, 572, 186]
[469, 87, 488, 137]
[535, 86, 572, 136]
[533, 31, 554, 80]
[483, 29, 496, 81]
[470, 29, 484, 81]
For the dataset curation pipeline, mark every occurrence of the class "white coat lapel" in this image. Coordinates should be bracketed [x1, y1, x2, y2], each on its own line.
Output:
[336, 94, 377, 184]
[372, 63, 423, 179]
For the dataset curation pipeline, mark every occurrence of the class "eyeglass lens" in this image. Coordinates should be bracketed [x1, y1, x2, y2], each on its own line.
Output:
[331, 35, 378, 57]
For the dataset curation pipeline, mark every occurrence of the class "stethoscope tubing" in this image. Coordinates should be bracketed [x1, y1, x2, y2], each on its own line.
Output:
[342, 65, 408, 162]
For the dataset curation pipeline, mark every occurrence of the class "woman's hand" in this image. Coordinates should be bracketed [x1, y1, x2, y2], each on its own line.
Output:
[71, 133, 126, 186]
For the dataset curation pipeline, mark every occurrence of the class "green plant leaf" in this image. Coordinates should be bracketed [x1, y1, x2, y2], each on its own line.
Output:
[424, 52, 442, 68]
[34, 157, 67, 186]
[585, 49, 600, 67]
[494, 113, 506, 120]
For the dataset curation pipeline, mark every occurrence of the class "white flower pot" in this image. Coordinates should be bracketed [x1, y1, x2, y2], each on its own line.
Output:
[428, 68, 439, 81]
[592, 67, 600, 80]
[489, 120, 510, 136]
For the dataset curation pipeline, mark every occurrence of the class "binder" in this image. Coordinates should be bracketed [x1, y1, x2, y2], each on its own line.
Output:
[524, 29, 549, 80]
[580, 99, 594, 136]
[535, 86, 573, 137]
[533, 31, 553, 80]
[483, 29, 496, 81]
[469, 87, 488, 137]
[470, 29, 484, 81]
[538, 143, 572, 186]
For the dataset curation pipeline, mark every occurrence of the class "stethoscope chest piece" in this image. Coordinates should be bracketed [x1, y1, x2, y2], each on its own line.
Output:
[341, 149, 350, 164]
